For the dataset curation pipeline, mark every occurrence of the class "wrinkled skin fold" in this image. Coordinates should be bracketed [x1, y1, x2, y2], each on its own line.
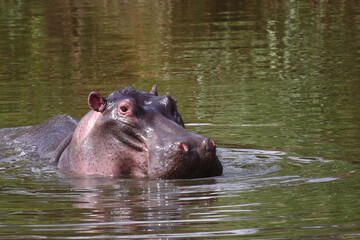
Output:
[17, 85, 223, 179]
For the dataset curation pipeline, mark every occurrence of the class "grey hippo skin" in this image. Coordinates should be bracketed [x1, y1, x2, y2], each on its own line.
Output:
[15, 85, 223, 179]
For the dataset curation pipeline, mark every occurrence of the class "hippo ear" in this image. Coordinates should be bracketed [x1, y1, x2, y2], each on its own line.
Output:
[88, 91, 107, 112]
[150, 85, 158, 96]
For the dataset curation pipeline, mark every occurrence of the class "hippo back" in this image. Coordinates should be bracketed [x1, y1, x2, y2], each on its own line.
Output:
[15, 114, 78, 159]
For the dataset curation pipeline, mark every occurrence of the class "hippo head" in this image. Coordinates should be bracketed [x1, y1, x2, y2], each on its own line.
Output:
[59, 85, 223, 179]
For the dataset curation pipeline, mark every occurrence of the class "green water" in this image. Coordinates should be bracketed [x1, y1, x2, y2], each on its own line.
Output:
[0, 1, 359, 239]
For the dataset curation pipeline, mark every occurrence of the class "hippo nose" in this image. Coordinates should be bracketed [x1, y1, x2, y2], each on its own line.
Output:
[177, 137, 216, 152]
[204, 138, 216, 151]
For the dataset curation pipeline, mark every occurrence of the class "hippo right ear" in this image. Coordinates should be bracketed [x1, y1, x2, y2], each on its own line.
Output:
[88, 91, 107, 112]
[150, 85, 158, 96]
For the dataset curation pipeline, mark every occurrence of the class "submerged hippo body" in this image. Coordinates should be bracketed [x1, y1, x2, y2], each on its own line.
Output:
[17, 86, 223, 179]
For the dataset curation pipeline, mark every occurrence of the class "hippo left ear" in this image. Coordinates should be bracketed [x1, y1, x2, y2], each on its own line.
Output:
[88, 91, 107, 112]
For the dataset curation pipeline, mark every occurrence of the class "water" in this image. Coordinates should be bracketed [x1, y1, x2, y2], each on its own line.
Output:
[1, 0, 360, 239]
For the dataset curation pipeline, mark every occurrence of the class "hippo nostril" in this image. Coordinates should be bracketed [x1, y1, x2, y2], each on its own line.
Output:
[209, 139, 215, 148]
[178, 142, 189, 152]
[204, 138, 215, 151]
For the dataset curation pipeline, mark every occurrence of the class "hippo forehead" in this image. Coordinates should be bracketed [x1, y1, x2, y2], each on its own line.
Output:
[106, 87, 175, 111]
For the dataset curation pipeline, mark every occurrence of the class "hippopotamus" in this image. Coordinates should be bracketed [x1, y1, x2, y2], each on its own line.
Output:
[15, 85, 223, 179]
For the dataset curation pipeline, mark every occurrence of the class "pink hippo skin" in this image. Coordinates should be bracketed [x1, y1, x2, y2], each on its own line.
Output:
[19, 86, 223, 179]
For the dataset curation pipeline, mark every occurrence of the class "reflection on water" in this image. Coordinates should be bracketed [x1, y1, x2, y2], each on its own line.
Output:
[0, 0, 360, 239]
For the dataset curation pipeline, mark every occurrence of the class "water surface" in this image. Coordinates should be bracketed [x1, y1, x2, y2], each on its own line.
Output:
[0, 1, 359, 239]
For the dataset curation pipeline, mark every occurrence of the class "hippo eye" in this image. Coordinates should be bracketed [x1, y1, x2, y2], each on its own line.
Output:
[120, 106, 128, 112]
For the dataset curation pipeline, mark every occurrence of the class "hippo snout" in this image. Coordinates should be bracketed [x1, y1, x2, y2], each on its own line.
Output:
[152, 136, 222, 179]
[196, 137, 223, 178]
